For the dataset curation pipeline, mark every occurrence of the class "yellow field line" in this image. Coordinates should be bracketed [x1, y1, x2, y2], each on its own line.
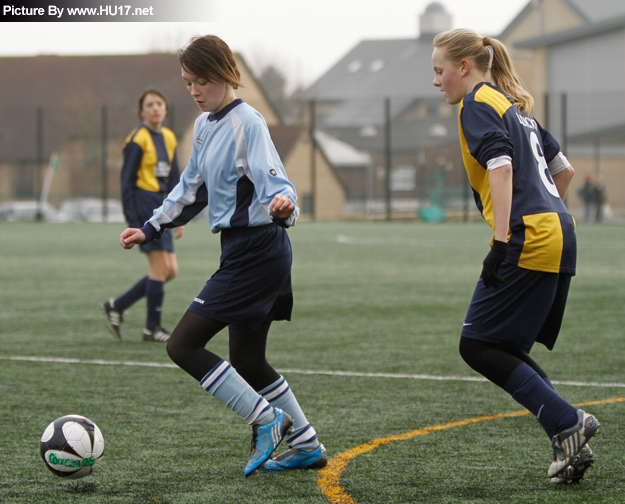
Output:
[317, 397, 624, 504]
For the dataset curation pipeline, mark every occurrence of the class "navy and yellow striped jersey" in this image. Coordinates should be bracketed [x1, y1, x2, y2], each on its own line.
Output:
[459, 82, 576, 275]
[120, 124, 180, 227]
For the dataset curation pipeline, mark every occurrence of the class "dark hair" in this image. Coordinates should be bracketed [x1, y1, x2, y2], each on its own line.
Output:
[179, 35, 243, 89]
[138, 88, 168, 118]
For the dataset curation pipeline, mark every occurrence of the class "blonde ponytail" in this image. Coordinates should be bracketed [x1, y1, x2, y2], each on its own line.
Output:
[433, 29, 534, 114]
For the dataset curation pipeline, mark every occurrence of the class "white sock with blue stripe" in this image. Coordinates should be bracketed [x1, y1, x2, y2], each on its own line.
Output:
[259, 376, 319, 450]
[200, 360, 275, 426]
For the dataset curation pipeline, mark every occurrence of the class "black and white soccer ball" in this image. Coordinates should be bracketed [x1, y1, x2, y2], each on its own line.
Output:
[40, 415, 104, 479]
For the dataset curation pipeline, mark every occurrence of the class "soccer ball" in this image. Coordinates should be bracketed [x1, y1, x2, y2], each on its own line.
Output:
[40, 415, 104, 479]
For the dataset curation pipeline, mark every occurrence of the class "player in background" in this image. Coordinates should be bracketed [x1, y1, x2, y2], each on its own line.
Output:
[118, 35, 326, 476]
[102, 89, 184, 343]
[432, 29, 600, 484]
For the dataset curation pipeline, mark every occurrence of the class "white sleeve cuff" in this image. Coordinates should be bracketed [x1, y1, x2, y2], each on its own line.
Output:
[486, 155, 512, 171]
[548, 152, 571, 176]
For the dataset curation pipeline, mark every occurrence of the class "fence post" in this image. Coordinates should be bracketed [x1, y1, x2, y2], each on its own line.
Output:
[384, 97, 392, 221]
[560, 93, 567, 155]
[35, 107, 44, 221]
[309, 99, 316, 221]
[101, 104, 108, 222]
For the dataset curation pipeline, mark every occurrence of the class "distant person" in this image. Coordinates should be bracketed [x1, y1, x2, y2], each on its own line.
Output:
[432, 29, 600, 484]
[578, 172, 595, 223]
[118, 35, 326, 476]
[102, 88, 183, 342]
[592, 174, 606, 223]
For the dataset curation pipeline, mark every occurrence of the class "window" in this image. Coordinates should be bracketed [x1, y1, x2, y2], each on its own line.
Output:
[391, 166, 416, 191]
[369, 59, 385, 73]
[347, 60, 362, 73]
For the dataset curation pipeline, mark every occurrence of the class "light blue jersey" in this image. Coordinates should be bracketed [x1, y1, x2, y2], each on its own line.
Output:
[145, 99, 298, 235]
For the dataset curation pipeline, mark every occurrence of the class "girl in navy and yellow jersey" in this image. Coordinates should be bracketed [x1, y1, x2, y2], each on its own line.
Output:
[102, 89, 183, 342]
[432, 29, 600, 484]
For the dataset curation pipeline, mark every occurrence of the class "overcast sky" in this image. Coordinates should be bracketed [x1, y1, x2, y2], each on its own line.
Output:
[0, 0, 530, 88]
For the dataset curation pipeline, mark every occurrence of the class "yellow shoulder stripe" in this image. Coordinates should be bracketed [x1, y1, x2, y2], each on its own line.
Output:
[474, 85, 511, 117]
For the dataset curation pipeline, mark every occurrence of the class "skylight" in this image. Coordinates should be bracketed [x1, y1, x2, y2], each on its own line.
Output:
[347, 60, 363, 73]
[369, 59, 385, 72]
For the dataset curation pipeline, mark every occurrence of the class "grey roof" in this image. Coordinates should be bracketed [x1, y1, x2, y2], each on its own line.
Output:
[306, 38, 440, 103]
[565, 0, 625, 23]
[315, 130, 371, 167]
[0, 54, 200, 164]
[322, 96, 416, 128]
[514, 14, 625, 48]
[501, 0, 625, 40]
[567, 123, 625, 144]
[304, 37, 448, 131]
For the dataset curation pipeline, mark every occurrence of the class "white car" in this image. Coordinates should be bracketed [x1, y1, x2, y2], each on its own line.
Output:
[0, 201, 62, 222]
[58, 198, 125, 223]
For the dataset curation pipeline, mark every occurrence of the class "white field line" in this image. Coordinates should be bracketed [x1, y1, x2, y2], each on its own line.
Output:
[2, 355, 624, 388]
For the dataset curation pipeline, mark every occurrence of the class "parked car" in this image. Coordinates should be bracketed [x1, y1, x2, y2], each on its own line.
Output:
[58, 198, 125, 223]
[0, 201, 62, 222]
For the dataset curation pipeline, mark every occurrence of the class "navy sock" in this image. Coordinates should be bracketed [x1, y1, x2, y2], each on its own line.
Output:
[504, 363, 578, 438]
[145, 279, 164, 330]
[114, 276, 148, 312]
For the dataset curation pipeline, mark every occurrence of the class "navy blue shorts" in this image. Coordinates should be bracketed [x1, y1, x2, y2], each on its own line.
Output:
[188, 223, 293, 330]
[126, 189, 174, 253]
[140, 228, 174, 253]
[461, 262, 572, 353]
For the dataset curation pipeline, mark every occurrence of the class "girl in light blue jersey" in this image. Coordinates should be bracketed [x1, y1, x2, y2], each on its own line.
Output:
[119, 35, 325, 476]
[433, 28, 599, 484]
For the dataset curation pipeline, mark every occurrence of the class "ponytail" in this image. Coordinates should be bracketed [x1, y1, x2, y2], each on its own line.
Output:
[433, 29, 534, 113]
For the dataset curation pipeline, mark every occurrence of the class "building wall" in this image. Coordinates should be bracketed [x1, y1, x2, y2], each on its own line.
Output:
[235, 56, 280, 127]
[501, 0, 585, 124]
[550, 30, 625, 94]
[541, 0, 585, 35]
[282, 132, 345, 220]
[568, 155, 625, 209]
[0, 164, 11, 201]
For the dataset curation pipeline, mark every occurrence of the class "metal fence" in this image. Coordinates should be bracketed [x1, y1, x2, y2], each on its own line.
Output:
[1, 91, 623, 222]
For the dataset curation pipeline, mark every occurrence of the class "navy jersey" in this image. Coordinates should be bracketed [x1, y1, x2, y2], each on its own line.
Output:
[459, 83, 576, 275]
[121, 124, 180, 227]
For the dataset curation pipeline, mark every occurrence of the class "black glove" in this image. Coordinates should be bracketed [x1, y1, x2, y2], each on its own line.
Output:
[481, 240, 509, 288]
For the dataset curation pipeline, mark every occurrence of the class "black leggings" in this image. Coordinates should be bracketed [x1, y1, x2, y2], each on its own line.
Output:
[166, 311, 281, 391]
[459, 337, 551, 389]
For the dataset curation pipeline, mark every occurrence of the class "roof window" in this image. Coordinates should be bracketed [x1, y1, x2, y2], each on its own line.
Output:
[347, 60, 362, 73]
[369, 59, 385, 72]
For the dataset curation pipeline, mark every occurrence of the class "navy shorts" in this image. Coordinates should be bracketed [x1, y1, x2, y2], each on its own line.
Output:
[140, 228, 174, 253]
[188, 223, 293, 330]
[461, 262, 572, 353]
[126, 189, 174, 253]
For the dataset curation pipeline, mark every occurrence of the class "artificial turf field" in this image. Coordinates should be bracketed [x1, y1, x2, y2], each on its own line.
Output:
[0, 220, 623, 504]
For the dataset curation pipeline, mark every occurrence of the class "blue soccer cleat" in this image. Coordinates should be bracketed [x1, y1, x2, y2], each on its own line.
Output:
[244, 409, 293, 476]
[261, 443, 328, 471]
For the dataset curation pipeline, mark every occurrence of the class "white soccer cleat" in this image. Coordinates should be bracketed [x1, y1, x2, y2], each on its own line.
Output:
[548, 409, 600, 478]
[550, 445, 594, 484]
